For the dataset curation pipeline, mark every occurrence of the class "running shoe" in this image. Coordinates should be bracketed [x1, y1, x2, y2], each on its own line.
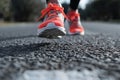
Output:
[37, 3, 67, 38]
[67, 10, 85, 35]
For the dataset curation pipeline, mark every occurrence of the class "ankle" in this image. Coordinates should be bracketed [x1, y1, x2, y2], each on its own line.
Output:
[68, 8, 78, 13]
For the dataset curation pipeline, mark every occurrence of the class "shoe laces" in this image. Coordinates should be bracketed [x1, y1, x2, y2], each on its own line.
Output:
[37, 3, 68, 21]
[67, 11, 80, 25]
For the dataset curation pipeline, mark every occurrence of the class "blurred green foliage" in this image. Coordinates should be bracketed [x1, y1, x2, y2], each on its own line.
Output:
[0, 0, 11, 21]
[0, 0, 45, 22]
[84, 0, 120, 21]
[0, 0, 120, 22]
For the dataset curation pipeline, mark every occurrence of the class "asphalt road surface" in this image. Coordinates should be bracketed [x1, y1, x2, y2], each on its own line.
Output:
[0, 22, 120, 80]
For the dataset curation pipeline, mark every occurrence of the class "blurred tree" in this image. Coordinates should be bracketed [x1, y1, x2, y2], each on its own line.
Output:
[0, 0, 11, 21]
[0, 0, 46, 22]
[11, 0, 45, 22]
[85, 0, 120, 21]
[0, 13, 3, 19]
[1, 0, 120, 22]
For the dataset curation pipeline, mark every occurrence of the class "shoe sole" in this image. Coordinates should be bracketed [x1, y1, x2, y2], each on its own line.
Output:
[37, 23, 66, 39]
[69, 31, 85, 36]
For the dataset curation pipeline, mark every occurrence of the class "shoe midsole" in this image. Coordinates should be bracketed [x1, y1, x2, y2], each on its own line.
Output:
[37, 23, 66, 36]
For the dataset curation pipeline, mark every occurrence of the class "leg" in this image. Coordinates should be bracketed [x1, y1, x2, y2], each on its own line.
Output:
[66, 0, 85, 35]
[70, 0, 80, 10]
[46, 0, 59, 4]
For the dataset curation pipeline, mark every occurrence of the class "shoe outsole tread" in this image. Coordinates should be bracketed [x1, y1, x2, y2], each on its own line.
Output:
[38, 28, 65, 39]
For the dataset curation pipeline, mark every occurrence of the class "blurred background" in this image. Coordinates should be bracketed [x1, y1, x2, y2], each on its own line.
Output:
[0, 0, 120, 22]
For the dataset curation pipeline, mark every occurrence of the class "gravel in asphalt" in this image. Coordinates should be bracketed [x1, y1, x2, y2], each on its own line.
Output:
[0, 22, 120, 80]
